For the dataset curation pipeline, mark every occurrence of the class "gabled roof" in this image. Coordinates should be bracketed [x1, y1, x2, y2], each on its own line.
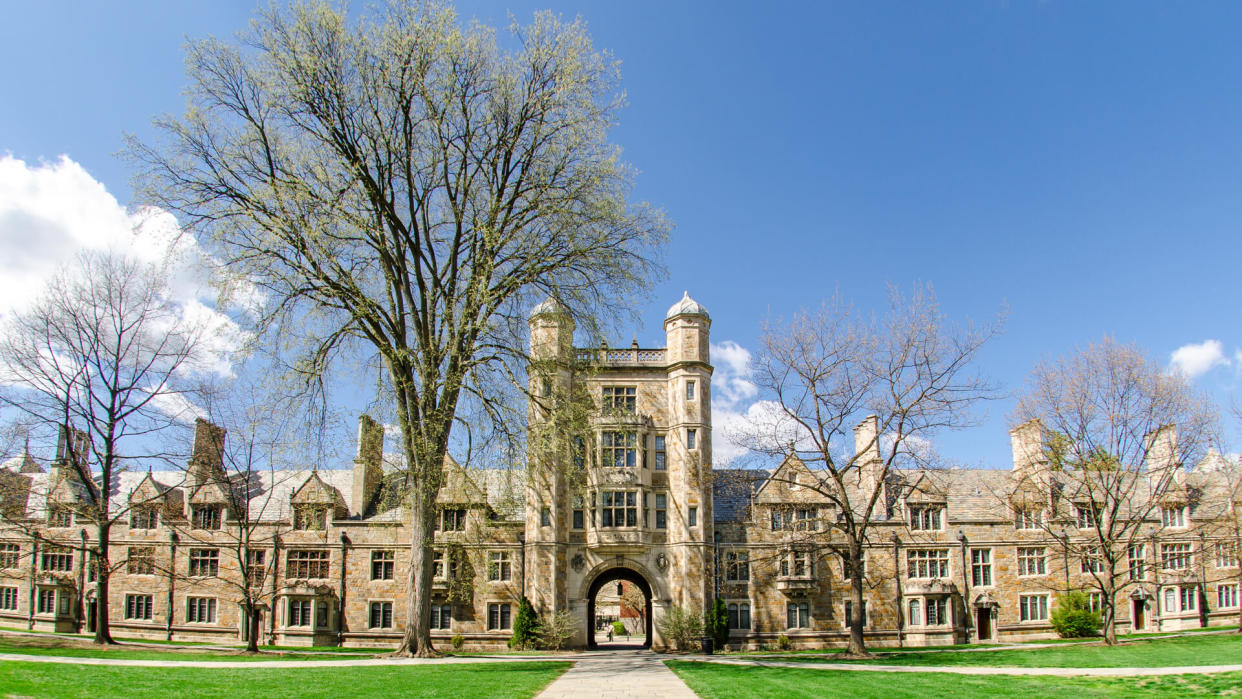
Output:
[290, 471, 348, 511]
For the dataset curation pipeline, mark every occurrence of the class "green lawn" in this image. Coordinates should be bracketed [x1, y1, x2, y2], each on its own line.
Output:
[748, 632, 1242, 668]
[0, 636, 382, 662]
[0, 660, 571, 698]
[667, 662, 1242, 698]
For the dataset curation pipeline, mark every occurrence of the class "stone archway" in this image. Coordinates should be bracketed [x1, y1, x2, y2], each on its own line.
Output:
[585, 567, 653, 649]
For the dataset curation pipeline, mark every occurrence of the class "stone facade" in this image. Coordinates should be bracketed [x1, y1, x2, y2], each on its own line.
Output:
[1, 293, 1240, 650]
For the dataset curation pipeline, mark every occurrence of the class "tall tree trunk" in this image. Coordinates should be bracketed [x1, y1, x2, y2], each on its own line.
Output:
[246, 607, 260, 653]
[93, 522, 114, 644]
[845, 548, 871, 657]
[1102, 577, 1116, 646]
[396, 492, 437, 657]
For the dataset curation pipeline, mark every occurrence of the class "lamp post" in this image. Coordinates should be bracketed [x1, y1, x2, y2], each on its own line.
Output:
[713, 530, 721, 605]
[957, 528, 971, 643]
[892, 531, 904, 648]
[517, 531, 526, 600]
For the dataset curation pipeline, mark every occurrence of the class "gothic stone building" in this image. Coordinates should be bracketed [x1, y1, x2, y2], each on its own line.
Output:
[1, 293, 1239, 649]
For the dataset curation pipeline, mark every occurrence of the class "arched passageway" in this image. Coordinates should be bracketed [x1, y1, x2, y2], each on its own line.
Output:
[586, 567, 653, 649]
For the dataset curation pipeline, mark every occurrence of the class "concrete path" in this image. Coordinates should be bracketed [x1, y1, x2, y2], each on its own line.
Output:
[536, 650, 696, 699]
[679, 656, 1242, 677]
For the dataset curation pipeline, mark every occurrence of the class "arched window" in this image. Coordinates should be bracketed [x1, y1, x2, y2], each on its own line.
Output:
[908, 599, 922, 626]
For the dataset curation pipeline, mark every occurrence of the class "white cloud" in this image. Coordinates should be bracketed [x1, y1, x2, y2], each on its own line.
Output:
[145, 389, 208, 424]
[0, 154, 247, 378]
[1169, 339, 1229, 378]
[711, 341, 759, 407]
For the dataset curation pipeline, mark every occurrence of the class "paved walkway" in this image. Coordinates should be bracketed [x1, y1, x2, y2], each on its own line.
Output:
[681, 656, 1242, 677]
[536, 650, 696, 699]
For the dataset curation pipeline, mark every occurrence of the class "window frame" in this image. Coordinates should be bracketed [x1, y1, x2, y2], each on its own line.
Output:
[188, 548, 220, 577]
[286, 549, 331, 580]
[906, 549, 950, 579]
[0, 543, 18, 569]
[369, 600, 394, 629]
[186, 596, 217, 624]
[909, 505, 944, 531]
[127, 546, 155, 575]
[488, 551, 512, 582]
[1019, 594, 1049, 622]
[785, 601, 810, 629]
[601, 431, 638, 468]
[124, 593, 153, 620]
[970, 548, 993, 587]
[1160, 542, 1192, 571]
[371, 550, 395, 581]
[602, 386, 637, 414]
[1017, 546, 1047, 577]
[487, 602, 512, 631]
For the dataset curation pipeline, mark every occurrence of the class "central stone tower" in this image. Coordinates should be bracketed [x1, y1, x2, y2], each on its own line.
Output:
[525, 292, 714, 649]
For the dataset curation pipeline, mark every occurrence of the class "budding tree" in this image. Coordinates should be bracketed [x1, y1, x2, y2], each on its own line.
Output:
[740, 285, 1000, 657]
[130, 1, 665, 655]
[0, 250, 202, 644]
[1012, 338, 1217, 645]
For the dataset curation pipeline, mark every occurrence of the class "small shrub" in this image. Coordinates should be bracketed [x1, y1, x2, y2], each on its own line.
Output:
[656, 605, 704, 651]
[450, 634, 464, 650]
[705, 598, 729, 649]
[509, 596, 540, 649]
[534, 610, 576, 650]
[1051, 590, 1102, 638]
[776, 633, 792, 651]
[612, 620, 627, 636]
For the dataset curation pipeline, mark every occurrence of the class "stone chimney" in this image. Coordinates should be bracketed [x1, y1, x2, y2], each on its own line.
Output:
[1144, 424, 1179, 481]
[189, 419, 226, 487]
[854, 415, 883, 495]
[350, 414, 385, 517]
[1010, 419, 1046, 474]
[53, 424, 89, 482]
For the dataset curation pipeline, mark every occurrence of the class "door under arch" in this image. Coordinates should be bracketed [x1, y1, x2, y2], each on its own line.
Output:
[586, 567, 653, 649]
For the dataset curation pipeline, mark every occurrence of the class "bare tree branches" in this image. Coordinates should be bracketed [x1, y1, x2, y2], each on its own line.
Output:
[1012, 337, 1219, 644]
[129, 1, 667, 655]
[739, 284, 1001, 656]
[0, 250, 204, 643]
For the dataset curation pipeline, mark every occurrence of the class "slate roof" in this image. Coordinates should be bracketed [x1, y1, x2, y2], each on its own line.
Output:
[712, 469, 768, 523]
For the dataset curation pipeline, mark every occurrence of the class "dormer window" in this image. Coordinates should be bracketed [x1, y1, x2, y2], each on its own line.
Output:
[191, 505, 223, 530]
[1014, 508, 1043, 530]
[47, 506, 73, 528]
[1161, 505, 1186, 528]
[602, 386, 636, 414]
[909, 505, 943, 531]
[293, 505, 328, 531]
[130, 506, 159, 530]
[438, 508, 467, 531]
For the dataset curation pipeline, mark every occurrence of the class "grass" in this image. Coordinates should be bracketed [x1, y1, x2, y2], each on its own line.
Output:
[0, 635, 383, 662]
[667, 662, 1242, 698]
[726, 625, 1236, 657]
[748, 631, 1242, 668]
[0, 660, 571, 698]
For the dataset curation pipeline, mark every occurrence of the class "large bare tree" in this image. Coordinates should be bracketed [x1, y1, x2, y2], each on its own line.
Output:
[739, 285, 1000, 656]
[1012, 338, 1217, 644]
[0, 250, 202, 644]
[130, 1, 666, 655]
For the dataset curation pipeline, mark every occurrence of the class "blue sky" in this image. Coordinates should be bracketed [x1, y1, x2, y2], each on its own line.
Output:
[2, 1, 1240, 468]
